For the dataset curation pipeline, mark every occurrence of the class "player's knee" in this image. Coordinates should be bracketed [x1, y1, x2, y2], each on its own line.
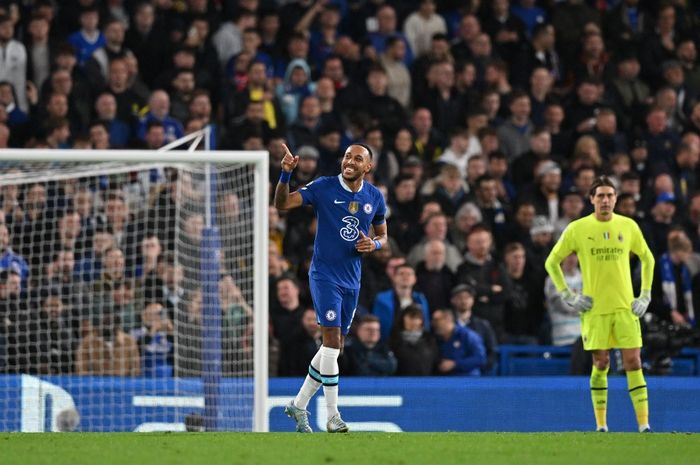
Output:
[592, 354, 609, 369]
[623, 357, 642, 371]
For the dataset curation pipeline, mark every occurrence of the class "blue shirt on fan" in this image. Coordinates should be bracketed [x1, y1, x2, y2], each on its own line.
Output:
[298, 174, 386, 289]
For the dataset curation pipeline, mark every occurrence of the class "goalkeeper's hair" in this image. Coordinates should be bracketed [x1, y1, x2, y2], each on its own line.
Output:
[589, 175, 616, 197]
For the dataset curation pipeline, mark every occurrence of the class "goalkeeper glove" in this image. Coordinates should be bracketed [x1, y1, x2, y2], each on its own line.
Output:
[631, 290, 651, 317]
[561, 288, 593, 313]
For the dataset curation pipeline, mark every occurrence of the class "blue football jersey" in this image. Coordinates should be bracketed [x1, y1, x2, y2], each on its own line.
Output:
[298, 174, 387, 289]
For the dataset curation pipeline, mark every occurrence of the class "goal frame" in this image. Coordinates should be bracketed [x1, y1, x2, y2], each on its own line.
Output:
[0, 147, 269, 432]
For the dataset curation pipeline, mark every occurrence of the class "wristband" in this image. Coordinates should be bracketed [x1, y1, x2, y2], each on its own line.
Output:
[279, 171, 291, 183]
[373, 239, 382, 251]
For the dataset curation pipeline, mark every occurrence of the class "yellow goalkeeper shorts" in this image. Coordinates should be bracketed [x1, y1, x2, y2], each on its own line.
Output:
[580, 311, 643, 351]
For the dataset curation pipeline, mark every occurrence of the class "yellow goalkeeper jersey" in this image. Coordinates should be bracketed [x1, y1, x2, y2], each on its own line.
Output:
[545, 213, 655, 315]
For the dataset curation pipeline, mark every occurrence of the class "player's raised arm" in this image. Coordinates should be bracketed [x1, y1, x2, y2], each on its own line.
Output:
[274, 143, 304, 211]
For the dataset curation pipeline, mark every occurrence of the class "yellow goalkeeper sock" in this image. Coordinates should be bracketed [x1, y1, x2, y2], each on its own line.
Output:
[627, 369, 649, 430]
[590, 366, 609, 430]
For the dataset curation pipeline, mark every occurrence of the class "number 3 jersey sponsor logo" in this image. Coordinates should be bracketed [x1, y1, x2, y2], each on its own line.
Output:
[340, 216, 360, 241]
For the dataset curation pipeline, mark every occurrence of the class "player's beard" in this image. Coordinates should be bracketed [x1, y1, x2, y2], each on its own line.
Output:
[342, 167, 363, 182]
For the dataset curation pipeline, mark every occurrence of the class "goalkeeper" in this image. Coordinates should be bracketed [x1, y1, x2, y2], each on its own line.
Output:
[545, 176, 655, 433]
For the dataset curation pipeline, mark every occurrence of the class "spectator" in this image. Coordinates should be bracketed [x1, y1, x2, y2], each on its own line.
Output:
[136, 90, 185, 144]
[270, 275, 304, 343]
[379, 36, 412, 109]
[342, 314, 397, 376]
[642, 192, 678, 256]
[94, 92, 130, 147]
[130, 302, 174, 377]
[406, 211, 463, 273]
[367, 5, 414, 66]
[450, 283, 498, 374]
[474, 175, 509, 245]
[389, 304, 438, 376]
[503, 241, 543, 344]
[0, 224, 29, 290]
[456, 225, 509, 341]
[279, 307, 322, 377]
[554, 189, 585, 238]
[654, 233, 695, 326]
[75, 311, 140, 375]
[497, 91, 534, 160]
[0, 14, 28, 112]
[372, 263, 430, 343]
[545, 253, 583, 346]
[415, 239, 455, 312]
[403, 0, 447, 59]
[432, 308, 486, 376]
[67, 5, 105, 68]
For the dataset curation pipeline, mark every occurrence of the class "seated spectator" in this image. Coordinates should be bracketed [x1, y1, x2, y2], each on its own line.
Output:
[456, 225, 509, 341]
[654, 233, 695, 326]
[450, 284, 498, 374]
[0, 224, 29, 290]
[415, 239, 455, 312]
[276, 59, 315, 128]
[279, 307, 322, 376]
[389, 304, 438, 376]
[144, 251, 185, 319]
[136, 90, 185, 144]
[341, 315, 397, 376]
[545, 253, 582, 346]
[75, 311, 140, 376]
[130, 302, 174, 377]
[11, 289, 74, 374]
[372, 263, 430, 342]
[431, 308, 486, 376]
[423, 164, 470, 218]
[503, 242, 544, 344]
[407, 212, 463, 273]
[270, 275, 305, 343]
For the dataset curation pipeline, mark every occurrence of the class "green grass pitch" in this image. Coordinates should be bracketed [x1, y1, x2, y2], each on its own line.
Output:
[3, 432, 700, 465]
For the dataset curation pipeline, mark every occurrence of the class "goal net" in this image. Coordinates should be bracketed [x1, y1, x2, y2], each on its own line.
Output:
[0, 146, 268, 432]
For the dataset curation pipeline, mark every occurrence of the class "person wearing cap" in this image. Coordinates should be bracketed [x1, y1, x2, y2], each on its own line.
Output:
[641, 190, 678, 256]
[545, 175, 655, 433]
[450, 283, 498, 373]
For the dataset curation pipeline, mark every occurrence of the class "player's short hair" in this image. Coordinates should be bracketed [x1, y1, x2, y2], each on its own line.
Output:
[351, 143, 373, 160]
[589, 175, 616, 197]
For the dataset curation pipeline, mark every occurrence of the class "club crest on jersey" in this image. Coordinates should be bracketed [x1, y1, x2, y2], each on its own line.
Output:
[618, 232, 624, 242]
[348, 201, 359, 214]
[325, 310, 337, 321]
[363, 203, 373, 214]
[603, 231, 610, 240]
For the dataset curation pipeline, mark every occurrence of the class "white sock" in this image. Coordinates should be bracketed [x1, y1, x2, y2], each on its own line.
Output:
[320, 346, 340, 418]
[293, 348, 323, 410]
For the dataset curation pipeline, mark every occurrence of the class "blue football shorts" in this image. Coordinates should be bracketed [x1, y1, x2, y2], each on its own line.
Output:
[309, 277, 359, 336]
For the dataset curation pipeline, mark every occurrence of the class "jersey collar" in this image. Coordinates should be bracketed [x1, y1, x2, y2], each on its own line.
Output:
[337, 174, 363, 193]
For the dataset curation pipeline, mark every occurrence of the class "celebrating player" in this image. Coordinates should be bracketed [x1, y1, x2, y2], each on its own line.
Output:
[545, 176, 655, 432]
[274, 143, 388, 433]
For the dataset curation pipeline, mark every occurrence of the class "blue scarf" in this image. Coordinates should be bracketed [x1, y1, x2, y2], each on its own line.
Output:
[660, 253, 695, 326]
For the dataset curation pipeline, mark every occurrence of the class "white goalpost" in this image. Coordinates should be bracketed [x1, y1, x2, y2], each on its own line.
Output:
[0, 128, 269, 432]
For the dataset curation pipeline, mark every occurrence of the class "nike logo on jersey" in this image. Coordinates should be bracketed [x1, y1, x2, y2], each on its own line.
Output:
[334, 200, 346, 204]
[587, 237, 594, 241]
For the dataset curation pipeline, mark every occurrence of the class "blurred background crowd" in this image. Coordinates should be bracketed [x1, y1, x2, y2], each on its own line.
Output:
[0, 0, 699, 377]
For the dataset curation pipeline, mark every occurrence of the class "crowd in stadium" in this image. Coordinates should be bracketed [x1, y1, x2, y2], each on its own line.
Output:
[0, 0, 699, 377]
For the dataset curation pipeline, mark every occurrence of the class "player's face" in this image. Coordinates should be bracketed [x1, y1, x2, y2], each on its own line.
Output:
[590, 186, 617, 218]
[341, 145, 372, 181]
